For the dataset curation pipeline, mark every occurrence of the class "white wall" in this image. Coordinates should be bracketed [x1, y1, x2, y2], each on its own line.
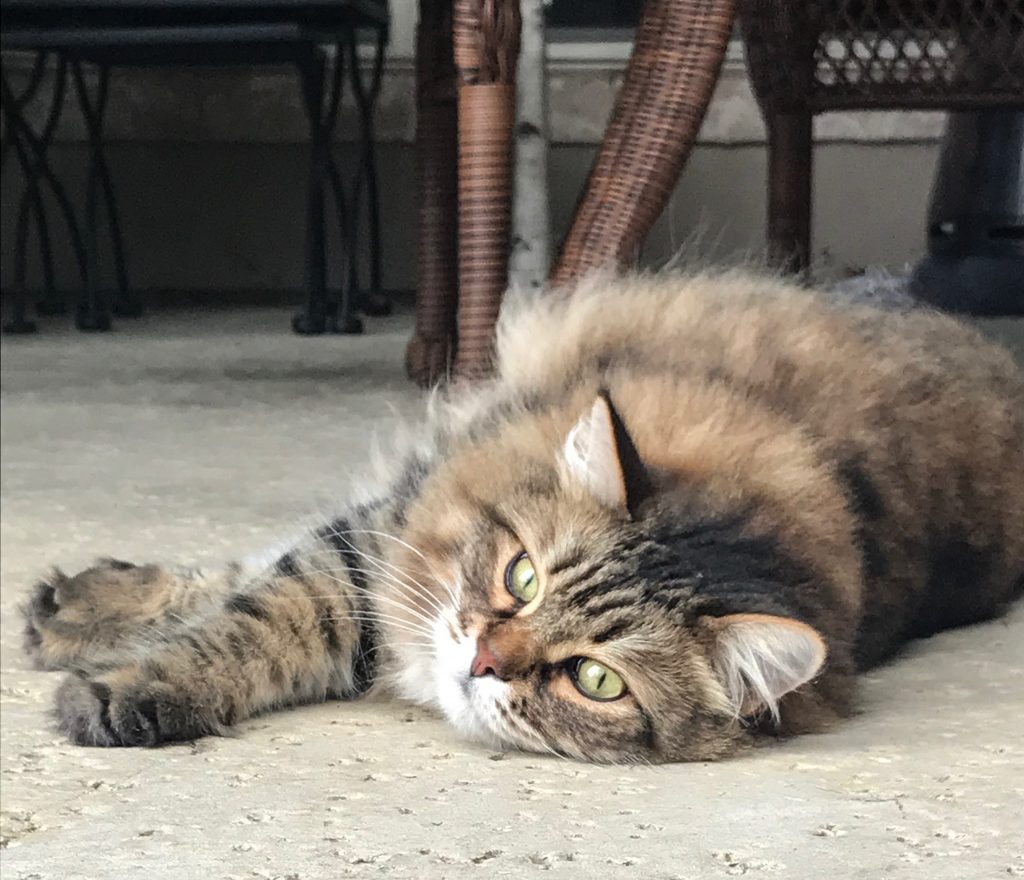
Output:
[1, 140, 938, 296]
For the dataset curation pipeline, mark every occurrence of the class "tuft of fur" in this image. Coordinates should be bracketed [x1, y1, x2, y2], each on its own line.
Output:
[23, 270, 1024, 762]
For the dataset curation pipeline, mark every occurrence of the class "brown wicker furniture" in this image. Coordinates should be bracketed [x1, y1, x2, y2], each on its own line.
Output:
[741, 1, 1024, 271]
[406, 0, 738, 384]
[407, 0, 1024, 386]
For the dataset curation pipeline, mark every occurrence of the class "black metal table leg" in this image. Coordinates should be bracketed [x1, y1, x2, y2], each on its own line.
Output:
[294, 48, 329, 334]
[322, 42, 362, 335]
[2, 54, 89, 334]
[71, 59, 135, 330]
[293, 39, 363, 336]
[2, 54, 59, 320]
[346, 27, 389, 317]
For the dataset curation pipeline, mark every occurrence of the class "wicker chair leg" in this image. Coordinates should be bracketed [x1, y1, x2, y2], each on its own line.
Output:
[407, 0, 460, 386]
[550, 0, 737, 287]
[451, 0, 521, 381]
[766, 109, 813, 273]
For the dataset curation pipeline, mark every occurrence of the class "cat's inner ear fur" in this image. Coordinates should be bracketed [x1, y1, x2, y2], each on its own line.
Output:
[560, 390, 652, 517]
[707, 614, 827, 722]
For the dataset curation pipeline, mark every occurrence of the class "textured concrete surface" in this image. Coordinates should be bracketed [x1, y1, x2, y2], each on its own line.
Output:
[2, 308, 1023, 880]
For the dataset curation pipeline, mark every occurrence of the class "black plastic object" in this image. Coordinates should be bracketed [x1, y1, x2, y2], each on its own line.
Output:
[911, 110, 1024, 317]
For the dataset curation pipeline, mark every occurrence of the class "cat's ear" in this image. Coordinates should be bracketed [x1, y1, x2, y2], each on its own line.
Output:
[561, 390, 652, 516]
[708, 614, 827, 721]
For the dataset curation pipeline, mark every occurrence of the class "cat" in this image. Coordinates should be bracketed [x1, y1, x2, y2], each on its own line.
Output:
[23, 271, 1024, 764]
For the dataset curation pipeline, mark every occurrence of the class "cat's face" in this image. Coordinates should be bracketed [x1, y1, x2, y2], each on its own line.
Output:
[393, 393, 826, 763]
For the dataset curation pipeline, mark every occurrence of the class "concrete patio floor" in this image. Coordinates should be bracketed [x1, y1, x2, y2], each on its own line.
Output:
[2, 306, 1022, 880]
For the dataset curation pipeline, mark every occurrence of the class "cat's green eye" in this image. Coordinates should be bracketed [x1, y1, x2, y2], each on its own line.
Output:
[573, 658, 626, 701]
[505, 551, 538, 603]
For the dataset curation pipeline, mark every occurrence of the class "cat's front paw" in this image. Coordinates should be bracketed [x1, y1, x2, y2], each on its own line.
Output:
[55, 672, 221, 747]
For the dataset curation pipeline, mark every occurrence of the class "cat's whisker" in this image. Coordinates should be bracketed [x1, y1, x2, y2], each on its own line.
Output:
[326, 612, 435, 639]
[363, 640, 436, 661]
[307, 571, 443, 630]
[328, 609, 434, 632]
[322, 528, 462, 612]
[302, 562, 451, 626]
[332, 528, 429, 563]
[340, 544, 446, 607]
[317, 536, 451, 617]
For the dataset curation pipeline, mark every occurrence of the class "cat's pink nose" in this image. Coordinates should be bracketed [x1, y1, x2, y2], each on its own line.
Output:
[470, 637, 504, 679]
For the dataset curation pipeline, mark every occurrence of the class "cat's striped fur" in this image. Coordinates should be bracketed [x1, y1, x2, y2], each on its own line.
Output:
[24, 271, 1024, 763]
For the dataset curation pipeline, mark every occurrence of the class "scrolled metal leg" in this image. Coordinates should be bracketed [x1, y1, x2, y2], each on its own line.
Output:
[9, 181, 40, 333]
[294, 51, 330, 334]
[294, 45, 363, 336]
[347, 26, 390, 317]
[2, 54, 89, 333]
[4, 54, 60, 320]
[71, 59, 132, 330]
[322, 41, 362, 335]
[325, 145, 363, 335]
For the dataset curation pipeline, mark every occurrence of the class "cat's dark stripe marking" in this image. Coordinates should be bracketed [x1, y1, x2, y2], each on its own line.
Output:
[184, 634, 212, 665]
[837, 458, 886, 521]
[653, 523, 824, 620]
[591, 620, 632, 643]
[285, 614, 307, 645]
[225, 592, 271, 622]
[296, 574, 343, 655]
[480, 504, 517, 538]
[567, 580, 631, 610]
[638, 706, 657, 751]
[221, 700, 238, 727]
[274, 552, 301, 581]
[142, 660, 169, 682]
[317, 520, 352, 557]
[912, 528, 998, 639]
[581, 593, 644, 618]
[836, 458, 893, 585]
[349, 635, 376, 696]
[547, 548, 588, 575]
[326, 517, 378, 696]
[268, 657, 288, 689]
[226, 631, 248, 662]
[560, 560, 610, 594]
[860, 536, 890, 581]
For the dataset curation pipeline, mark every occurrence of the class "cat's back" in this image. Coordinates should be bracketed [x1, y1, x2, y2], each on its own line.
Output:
[497, 271, 1023, 414]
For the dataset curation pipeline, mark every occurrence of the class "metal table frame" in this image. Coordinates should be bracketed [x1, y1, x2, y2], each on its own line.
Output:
[1, 2, 388, 335]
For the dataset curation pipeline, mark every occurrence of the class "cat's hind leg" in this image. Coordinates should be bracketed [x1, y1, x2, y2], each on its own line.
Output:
[23, 559, 236, 673]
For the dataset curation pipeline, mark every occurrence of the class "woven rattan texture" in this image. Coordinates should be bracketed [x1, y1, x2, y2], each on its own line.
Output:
[743, 1, 1024, 112]
[551, 0, 737, 286]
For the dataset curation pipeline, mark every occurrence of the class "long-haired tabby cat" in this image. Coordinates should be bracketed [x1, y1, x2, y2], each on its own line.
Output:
[23, 271, 1024, 763]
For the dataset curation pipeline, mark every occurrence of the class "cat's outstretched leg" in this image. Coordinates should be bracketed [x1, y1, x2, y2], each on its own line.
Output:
[23, 559, 239, 673]
[47, 538, 379, 747]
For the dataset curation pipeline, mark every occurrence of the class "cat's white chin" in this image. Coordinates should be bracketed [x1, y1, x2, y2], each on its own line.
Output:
[434, 624, 518, 748]
[389, 614, 523, 750]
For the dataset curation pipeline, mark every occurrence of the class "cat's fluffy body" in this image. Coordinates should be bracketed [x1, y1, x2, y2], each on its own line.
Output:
[24, 271, 1024, 763]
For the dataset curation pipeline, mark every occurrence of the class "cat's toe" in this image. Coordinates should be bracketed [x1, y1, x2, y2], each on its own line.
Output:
[55, 675, 121, 746]
[55, 674, 218, 747]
